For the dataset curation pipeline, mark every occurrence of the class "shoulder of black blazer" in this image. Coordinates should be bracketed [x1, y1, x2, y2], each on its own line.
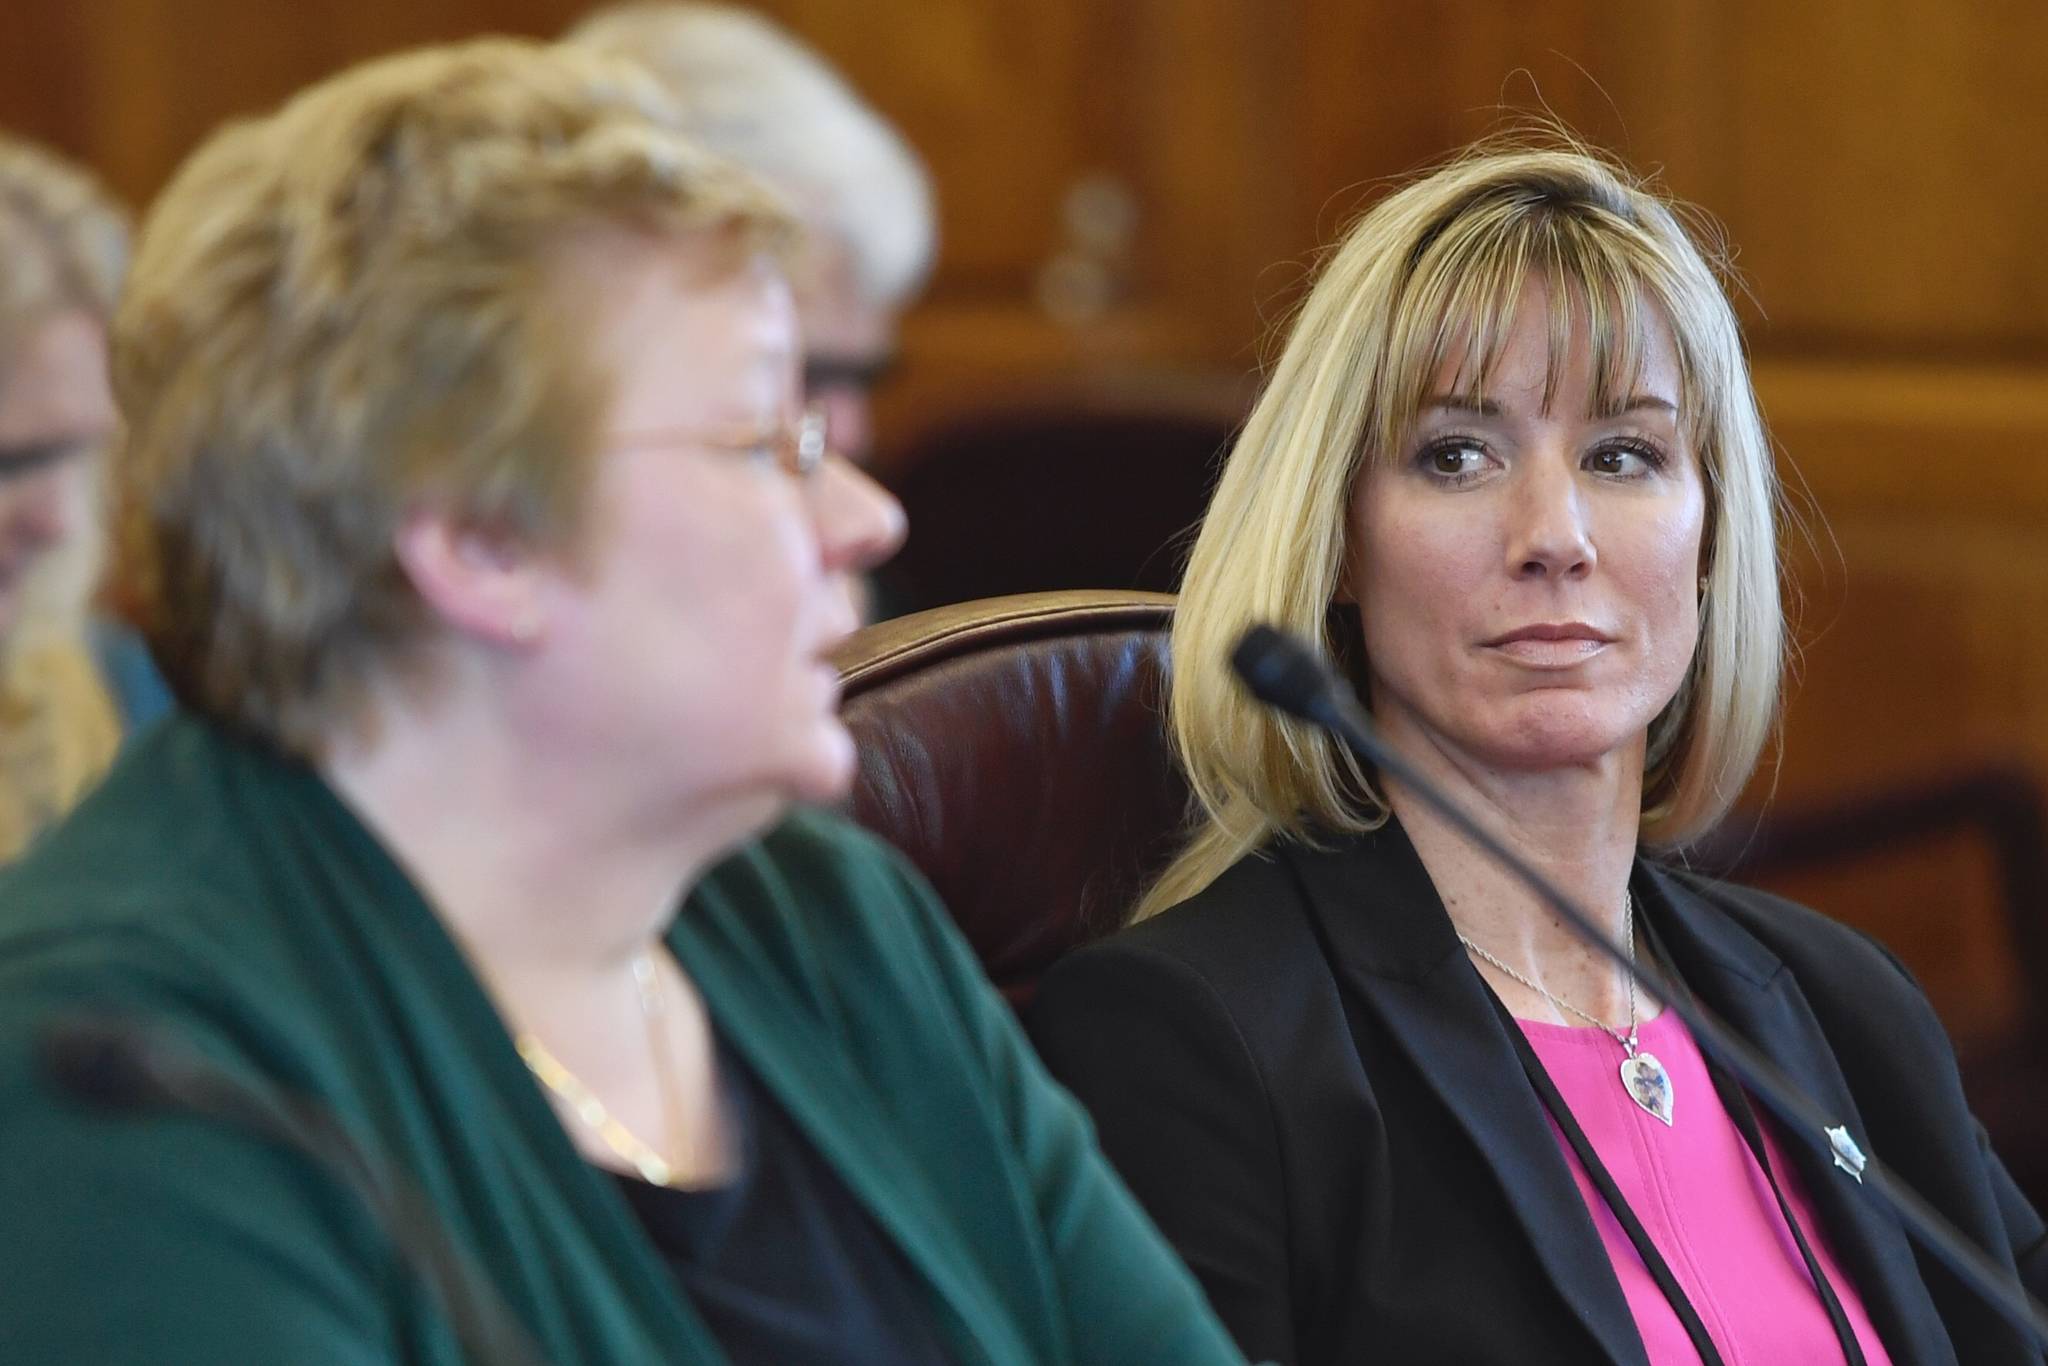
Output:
[1041, 832, 1999, 1193]
[1050, 833, 1939, 1091]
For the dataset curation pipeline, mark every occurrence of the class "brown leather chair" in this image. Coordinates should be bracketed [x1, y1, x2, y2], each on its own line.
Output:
[831, 590, 1184, 1005]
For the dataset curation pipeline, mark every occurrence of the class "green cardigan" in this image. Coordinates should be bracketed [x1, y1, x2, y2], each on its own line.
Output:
[0, 716, 1244, 1365]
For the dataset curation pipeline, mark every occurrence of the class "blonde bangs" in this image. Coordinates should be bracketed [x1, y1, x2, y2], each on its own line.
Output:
[1368, 205, 1692, 471]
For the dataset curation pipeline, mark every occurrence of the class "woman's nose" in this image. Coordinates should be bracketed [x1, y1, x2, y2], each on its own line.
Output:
[1506, 453, 1594, 581]
[811, 453, 907, 577]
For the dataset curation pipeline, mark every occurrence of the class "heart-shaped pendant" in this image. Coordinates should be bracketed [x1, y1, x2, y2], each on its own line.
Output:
[1620, 1051, 1675, 1126]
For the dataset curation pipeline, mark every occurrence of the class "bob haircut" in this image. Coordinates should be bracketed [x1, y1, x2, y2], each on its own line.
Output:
[111, 38, 792, 756]
[1135, 141, 1783, 923]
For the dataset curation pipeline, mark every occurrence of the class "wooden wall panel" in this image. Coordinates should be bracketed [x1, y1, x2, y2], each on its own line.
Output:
[7, 5, 2045, 366]
[1747, 832, 2020, 1051]
[1773, 511, 2048, 797]
[748, 0, 1305, 452]
[753, 2, 1100, 286]
[1758, 362, 2048, 523]
[1722, 0, 2048, 353]
[1736, 363, 2048, 1037]
[1759, 363, 2048, 798]
[1287, 0, 1726, 238]
[0, 2, 583, 206]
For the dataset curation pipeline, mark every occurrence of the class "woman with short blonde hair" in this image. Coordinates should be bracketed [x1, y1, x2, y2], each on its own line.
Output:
[0, 39, 1242, 1365]
[1033, 142, 2045, 1364]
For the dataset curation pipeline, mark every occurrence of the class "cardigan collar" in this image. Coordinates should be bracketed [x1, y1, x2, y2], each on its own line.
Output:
[1277, 820, 1953, 1366]
[293, 740, 1021, 1366]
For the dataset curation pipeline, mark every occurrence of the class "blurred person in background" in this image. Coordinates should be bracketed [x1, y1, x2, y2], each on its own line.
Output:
[0, 39, 1243, 1365]
[566, 2, 936, 467]
[0, 134, 169, 861]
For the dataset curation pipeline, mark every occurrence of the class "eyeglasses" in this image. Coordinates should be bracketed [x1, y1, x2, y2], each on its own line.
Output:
[605, 402, 830, 479]
[803, 352, 899, 398]
[0, 437, 93, 481]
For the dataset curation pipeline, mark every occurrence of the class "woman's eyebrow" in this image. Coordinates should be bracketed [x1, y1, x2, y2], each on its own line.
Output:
[1419, 394, 1678, 419]
[1421, 395, 1502, 416]
[1597, 395, 1680, 417]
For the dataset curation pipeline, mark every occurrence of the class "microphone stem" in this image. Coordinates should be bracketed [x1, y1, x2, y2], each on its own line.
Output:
[169, 1071, 554, 1366]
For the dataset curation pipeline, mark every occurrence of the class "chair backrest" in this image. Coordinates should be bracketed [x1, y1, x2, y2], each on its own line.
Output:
[832, 590, 1186, 1004]
[880, 403, 1235, 612]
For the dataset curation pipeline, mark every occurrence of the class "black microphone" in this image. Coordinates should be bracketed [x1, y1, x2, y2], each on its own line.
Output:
[40, 1014, 166, 1108]
[1230, 624, 2048, 1347]
[1232, 624, 1344, 726]
[39, 1014, 553, 1366]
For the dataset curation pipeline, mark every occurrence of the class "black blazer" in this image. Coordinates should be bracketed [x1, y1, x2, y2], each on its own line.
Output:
[1027, 821, 2048, 1366]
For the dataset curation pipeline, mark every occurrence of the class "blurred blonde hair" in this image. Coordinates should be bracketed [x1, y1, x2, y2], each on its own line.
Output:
[0, 134, 128, 342]
[565, 3, 935, 307]
[112, 38, 792, 755]
[1135, 141, 1782, 923]
[0, 134, 131, 858]
[0, 133, 129, 647]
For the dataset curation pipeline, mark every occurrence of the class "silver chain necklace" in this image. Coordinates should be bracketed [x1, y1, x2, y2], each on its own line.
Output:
[1457, 890, 1676, 1126]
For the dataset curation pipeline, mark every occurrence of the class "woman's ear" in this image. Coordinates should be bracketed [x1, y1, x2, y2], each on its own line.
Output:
[392, 508, 548, 648]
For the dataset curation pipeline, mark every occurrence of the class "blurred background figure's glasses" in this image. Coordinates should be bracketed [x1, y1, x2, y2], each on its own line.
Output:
[804, 353, 898, 399]
[0, 437, 92, 481]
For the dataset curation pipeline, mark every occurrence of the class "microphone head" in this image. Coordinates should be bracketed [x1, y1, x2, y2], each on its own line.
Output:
[1230, 624, 1338, 722]
[38, 1015, 170, 1112]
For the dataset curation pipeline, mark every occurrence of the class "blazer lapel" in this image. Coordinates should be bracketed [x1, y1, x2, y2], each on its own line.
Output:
[1640, 866, 1958, 1366]
[1282, 825, 1652, 1366]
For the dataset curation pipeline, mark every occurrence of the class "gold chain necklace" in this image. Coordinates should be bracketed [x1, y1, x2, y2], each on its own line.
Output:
[517, 948, 693, 1187]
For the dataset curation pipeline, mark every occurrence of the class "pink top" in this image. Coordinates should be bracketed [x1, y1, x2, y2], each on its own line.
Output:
[1520, 1008, 1893, 1365]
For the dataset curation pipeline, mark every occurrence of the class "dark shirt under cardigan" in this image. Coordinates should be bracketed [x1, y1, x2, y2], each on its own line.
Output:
[613, 1034, 955, 1365]
[1029, 819, 2048, 1366]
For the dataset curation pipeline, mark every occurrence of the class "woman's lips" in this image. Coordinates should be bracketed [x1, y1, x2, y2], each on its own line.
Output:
[1489, 636, 1609, 667]
[1483, 624, 1615, 668]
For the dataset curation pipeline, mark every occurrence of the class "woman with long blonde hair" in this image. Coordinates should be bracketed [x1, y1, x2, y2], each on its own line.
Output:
[1031, 141, 2045, 1364]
